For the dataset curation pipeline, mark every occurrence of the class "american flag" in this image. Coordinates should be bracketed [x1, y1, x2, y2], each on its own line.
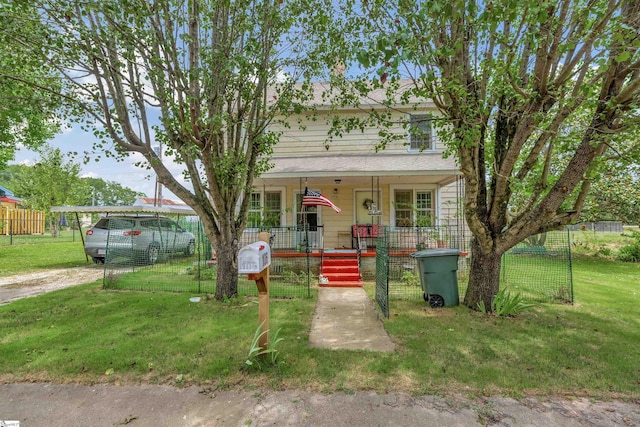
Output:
[301, 188, 341, 213]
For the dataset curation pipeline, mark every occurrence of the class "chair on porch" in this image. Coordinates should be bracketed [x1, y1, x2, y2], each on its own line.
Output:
[351, 224, 379, 249]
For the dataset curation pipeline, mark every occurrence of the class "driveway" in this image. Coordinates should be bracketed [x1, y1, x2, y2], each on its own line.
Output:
[0, 266, 103, 305]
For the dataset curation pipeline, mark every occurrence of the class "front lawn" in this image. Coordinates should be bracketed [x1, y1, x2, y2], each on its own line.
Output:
[1, 255, 638, 398]
[0, 241, 87, 276]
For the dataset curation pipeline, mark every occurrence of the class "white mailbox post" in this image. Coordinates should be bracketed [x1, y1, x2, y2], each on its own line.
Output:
[238, 233, 272, 354]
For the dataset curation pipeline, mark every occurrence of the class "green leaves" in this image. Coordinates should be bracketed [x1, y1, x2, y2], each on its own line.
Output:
[477, 289, 538, 317]
[244, 321, 284, 370]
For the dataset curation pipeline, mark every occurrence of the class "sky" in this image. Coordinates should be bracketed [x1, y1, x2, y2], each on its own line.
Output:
[12, 124, 184, 201]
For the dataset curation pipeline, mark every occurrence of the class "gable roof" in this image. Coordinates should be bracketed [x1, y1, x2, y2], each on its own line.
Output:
[270, 79, 434, 110]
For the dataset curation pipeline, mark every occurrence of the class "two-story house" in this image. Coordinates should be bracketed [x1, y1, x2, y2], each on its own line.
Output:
[247, 80, 463, 254]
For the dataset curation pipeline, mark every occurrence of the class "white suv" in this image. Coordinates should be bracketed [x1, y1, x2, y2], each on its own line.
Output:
[84, 215, 196, 264]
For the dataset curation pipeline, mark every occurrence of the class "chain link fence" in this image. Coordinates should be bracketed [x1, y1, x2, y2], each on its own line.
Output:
[375, 227, 573, 312]
[566, 222, 624, 233]
[101, 217, 315, 298]
[0, 218, 84, 246]
[501, 230, 573, 303]
[375, 226, 471, 310]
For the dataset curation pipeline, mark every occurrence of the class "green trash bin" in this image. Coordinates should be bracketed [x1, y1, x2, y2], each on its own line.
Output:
[410, 248, 460, 308]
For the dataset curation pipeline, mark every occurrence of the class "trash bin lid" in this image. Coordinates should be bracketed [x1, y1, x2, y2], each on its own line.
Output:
[410, 248, 460, 258]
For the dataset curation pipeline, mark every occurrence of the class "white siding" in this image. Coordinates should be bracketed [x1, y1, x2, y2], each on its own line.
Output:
[271, 109, 442, 157]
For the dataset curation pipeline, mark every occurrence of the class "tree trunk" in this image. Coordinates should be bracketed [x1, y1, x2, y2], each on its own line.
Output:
[215, 240, 239, 300]
[463, 238, 503, 310]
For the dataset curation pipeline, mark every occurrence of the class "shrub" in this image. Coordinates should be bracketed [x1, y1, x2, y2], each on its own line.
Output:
[477, 289, 538, 317]
[401, 271, 420, 286]
[616, 231, 640, 262]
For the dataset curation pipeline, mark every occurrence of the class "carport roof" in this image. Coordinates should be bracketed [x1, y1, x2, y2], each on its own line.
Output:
[50, 205, 197, 215]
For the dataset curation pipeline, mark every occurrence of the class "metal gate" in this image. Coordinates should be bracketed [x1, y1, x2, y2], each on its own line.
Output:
[375, 228, 390, 318]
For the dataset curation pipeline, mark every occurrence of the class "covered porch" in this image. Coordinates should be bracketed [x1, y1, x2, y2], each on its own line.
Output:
[250, 152, 465, 251]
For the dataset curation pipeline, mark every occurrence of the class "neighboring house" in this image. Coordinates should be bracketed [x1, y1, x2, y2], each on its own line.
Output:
[133, 197, 195, 212]
[249, 80, 464, 251]
[0, 184, 22, 209]
[0, 184, 45, 235]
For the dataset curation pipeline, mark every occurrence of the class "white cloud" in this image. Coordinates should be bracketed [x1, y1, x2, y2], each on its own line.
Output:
[18, 159, 36, 166]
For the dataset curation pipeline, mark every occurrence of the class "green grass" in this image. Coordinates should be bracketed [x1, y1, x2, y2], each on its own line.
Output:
[0, 239, 639, 398]
[104, 264, 314, 298]
[0, 230, 83, 246]
[1, 255, 639, 398]
[0, 241, 88, 276]
[571, 230, 635, 257]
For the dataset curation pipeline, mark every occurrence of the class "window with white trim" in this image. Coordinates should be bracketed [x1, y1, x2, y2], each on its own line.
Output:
[393, 189, 434, 227]
[394, 190, 413, 227]
[263, 191, 282, 227]
[409, 114, 433, 151]
[416, 191, 433, 223]
[296, 192, 319, 230]
[247, 192, 262, 228]
[247, 190, 282, 229]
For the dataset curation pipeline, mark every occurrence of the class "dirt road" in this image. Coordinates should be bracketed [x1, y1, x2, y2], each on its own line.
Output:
[1, 383, 639, 426]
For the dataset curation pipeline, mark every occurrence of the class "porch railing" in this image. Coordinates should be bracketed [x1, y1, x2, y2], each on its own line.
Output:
[388, 226, 470, 254]
[240, 225, 324, 253]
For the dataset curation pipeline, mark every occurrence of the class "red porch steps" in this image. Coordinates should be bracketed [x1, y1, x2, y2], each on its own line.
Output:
[320, 254, 362, 288]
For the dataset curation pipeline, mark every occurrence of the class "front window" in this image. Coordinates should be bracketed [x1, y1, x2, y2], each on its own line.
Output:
[393, 189, 434, 227]
[247, 193, 262, 228]
[394, 190, 413, 227]
[263, 191, 282, 227]
[409, 114, 433, 151]
[247, 191, 282, 229]
[415, 191, 433, 225]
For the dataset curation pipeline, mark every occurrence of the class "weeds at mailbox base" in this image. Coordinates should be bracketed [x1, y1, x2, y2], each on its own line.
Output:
[239, 242, 271, 274]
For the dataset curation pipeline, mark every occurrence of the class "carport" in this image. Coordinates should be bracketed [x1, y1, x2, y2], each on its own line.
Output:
[50, 205, 197, 263]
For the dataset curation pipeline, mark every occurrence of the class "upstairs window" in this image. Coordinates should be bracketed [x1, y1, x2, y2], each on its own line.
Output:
[409, 114, 433, 151]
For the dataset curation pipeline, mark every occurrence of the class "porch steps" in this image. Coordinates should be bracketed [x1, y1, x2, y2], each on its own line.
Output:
[321, 255, 362, 288]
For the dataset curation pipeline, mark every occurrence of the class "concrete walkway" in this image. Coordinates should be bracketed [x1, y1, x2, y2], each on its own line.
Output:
[308, 287, 395, 352]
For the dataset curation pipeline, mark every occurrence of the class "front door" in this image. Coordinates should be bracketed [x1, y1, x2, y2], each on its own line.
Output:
[295, 192, 322, 249]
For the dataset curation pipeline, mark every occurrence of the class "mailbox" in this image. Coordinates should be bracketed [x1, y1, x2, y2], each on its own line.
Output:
[238, 241, 271, 274]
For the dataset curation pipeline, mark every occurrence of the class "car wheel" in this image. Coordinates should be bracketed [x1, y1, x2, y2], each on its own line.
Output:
[92, 257, 105, 264]
[147, 245, 160, 265]
[184, 240, 195, 256]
